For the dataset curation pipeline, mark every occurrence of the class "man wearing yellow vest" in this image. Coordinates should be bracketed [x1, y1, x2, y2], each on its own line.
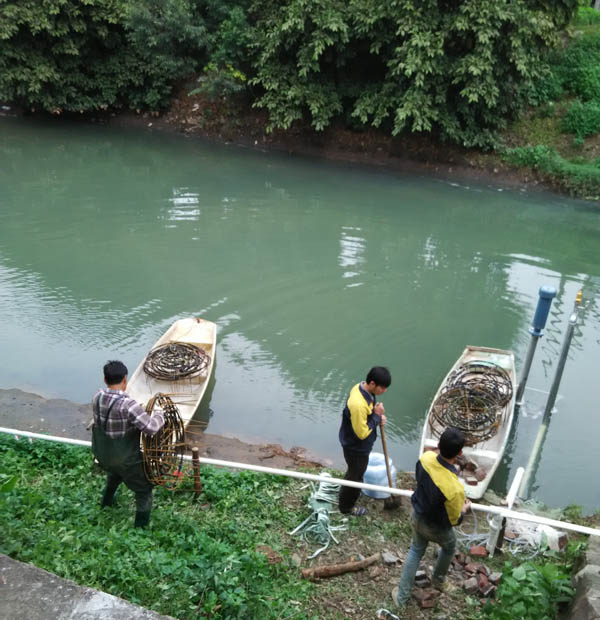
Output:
[393, 426, 471, 607]
[338, 366, 391, 516]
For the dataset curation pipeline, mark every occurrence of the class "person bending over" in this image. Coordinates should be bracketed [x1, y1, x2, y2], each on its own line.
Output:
[91, 360, 165, 528]
[338, 366, 391, 516]
[393, 426, 471, 607]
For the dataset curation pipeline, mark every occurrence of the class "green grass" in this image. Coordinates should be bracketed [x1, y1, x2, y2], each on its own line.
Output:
[499, 16, 600, 199]
[0, 435, 316, 619]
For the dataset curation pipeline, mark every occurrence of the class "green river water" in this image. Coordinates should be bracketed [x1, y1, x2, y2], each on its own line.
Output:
[1, 117, 599, 511]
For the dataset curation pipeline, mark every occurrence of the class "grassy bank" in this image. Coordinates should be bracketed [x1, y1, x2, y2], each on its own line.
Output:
[494, 8, 600, 200]
[0, 435, 586, 619]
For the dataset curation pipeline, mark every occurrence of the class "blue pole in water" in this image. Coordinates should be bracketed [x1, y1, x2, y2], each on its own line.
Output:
[519, 290, 582, 499]
[515, 286, 557, 405]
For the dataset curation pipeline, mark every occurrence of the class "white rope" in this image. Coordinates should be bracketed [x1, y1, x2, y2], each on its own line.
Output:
[1, 426, 599, 538]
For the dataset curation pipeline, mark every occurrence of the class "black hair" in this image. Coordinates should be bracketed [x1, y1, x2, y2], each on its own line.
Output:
[439, 427, 465, 459]
[104, 360, 128, 385]
[365, 366, 392, 388]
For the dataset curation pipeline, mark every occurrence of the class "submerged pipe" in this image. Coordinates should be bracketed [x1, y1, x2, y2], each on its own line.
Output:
[515, 285, 556, 405]
[519, 291, 582, 499]
[1, 425, 600, 538]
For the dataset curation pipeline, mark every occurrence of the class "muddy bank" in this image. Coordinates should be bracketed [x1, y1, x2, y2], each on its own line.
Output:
[0, 388, 330, 470]
[1, 101, 548, 197]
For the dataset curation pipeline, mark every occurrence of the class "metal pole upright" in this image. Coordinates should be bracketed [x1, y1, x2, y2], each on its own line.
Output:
[515, 286, 557, 405]
[518, 290, 582, 499]
[542, 290, 582, 420]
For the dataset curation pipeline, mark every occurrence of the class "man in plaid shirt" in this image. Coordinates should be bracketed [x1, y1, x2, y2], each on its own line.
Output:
[92, 360, 165, 527]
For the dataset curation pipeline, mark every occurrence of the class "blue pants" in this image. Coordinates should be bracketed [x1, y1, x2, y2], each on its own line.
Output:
[396, 511, 456, 604]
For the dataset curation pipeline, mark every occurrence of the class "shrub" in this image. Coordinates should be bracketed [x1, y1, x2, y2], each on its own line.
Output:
[562, 99, 600, 136]
[503, 145, 600, 197]
[482, 561, 574, 620]
[575, 7, 600, 26]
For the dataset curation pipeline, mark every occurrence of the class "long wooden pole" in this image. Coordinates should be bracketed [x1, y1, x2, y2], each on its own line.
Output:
[192, 446, 202, 499]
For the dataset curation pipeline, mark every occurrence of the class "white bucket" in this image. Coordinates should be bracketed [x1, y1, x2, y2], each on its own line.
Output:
[362, 451, 396, 499]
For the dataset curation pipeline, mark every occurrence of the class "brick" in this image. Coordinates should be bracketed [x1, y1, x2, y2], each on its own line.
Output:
[463, 576, 479, 594]
[474, 468, 487, 481]
[464, 562, 479, 574]
[412, 588, 437, 602]
[469, 545, 488, 558]
[489, 572, 502, 585]
[480, 584, 497, 598]
[454, 551, 467, 565]
[478, 574, 489, 590]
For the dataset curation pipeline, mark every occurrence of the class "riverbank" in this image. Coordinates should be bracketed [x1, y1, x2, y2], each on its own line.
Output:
[0, 100, 564, 200]
[0, 388, 330, 470]
[2, 430, 594, 619]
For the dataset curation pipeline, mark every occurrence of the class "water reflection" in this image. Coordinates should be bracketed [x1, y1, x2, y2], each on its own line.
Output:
[1, 117, 600, 510]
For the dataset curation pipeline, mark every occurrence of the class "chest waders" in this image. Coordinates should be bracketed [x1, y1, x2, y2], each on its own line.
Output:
[92, 396, 153, 527]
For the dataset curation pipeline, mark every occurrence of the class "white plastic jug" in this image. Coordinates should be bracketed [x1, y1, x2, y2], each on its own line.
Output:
[362, 451, 396, 499]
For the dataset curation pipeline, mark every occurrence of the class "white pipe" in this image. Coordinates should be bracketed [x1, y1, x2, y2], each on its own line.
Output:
[506, 466, 525, 510]
[2, 426, 599, 537]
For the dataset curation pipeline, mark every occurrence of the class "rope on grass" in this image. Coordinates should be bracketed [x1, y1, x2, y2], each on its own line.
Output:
[289, 473, 347, 559]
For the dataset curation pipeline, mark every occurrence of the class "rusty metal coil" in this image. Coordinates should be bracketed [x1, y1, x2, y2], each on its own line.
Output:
[447, 361, 513, 408]
[143, 342, 210, 381]
[142, 393, 185, 489]
[429, 385, 501, 446]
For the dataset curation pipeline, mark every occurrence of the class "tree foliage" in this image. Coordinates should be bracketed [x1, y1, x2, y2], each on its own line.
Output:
[0, 0, 578, 146]
[249, 0, 578, 146]
[0, 0, 208, 112]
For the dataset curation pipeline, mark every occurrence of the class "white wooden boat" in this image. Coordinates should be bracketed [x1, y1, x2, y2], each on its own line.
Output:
[419, 345, 516, 500]
[127, 318, 217, 426]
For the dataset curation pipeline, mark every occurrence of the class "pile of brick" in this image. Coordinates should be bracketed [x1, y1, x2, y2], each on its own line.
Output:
[410, 546, 502, 609]
[452, 547, 502, 602]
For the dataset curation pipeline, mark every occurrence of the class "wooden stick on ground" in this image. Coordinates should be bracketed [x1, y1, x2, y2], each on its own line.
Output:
[301, 553, 380, 580]
[192, 447, 202, 499]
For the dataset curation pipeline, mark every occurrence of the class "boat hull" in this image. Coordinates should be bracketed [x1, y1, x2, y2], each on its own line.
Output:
[127, 318, 217, 426]
[419, 345, 516, 500]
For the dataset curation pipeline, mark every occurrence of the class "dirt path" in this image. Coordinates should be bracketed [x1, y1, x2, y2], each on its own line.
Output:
[0, 388, 329, 470]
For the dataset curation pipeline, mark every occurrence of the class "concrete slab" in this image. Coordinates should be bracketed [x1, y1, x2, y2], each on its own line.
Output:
[0, 554, 175, 620]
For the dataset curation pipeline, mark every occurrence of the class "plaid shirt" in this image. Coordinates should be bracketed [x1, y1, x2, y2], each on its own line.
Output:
[92, 388, 164, 439]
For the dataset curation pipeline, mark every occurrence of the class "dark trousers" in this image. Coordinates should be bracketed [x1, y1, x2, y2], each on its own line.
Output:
[103, 467, 153, 514]
[338, 449, 370, 513]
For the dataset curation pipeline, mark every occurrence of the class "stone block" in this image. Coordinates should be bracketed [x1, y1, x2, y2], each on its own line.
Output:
[463, 576, 479, 594]
[489, 572, 502, 585]
[469, 545, 488, 558]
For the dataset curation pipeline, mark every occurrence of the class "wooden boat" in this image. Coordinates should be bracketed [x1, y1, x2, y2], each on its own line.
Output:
[127, 317, 217, 426]
[419, 345, 516, 500]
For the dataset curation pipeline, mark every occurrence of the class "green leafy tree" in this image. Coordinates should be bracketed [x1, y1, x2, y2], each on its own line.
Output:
[0, 0, 209, 112]
[0, 0, 129, 112]
[249, 0, 578, 146]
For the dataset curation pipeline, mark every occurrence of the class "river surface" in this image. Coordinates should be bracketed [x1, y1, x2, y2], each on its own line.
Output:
[1, 117, 599, 511]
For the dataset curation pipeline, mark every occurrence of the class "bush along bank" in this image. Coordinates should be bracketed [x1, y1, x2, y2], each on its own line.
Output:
[1, 434, 593, 619]
[499, 6, 600, 200]
[5, 0, 600, 199]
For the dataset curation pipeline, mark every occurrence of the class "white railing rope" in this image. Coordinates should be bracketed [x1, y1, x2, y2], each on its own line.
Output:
[1, 425, 599, 538]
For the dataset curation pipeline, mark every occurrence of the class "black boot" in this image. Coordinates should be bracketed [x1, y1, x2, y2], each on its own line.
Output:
[101, 488, 117, 507]
[134, 511, 150, 528]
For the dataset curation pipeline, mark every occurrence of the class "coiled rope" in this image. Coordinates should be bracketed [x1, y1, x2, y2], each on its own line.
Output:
[142, 393, 185, 489]
[143, 342, 210, 381]
[290, 473, 347, 559]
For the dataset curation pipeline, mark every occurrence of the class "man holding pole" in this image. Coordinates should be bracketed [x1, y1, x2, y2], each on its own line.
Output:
[338, 366, 391, 516]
